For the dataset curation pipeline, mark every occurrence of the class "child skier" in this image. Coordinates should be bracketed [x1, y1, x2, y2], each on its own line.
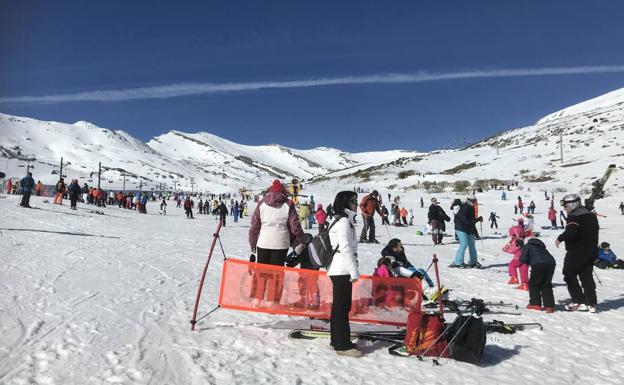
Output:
[488, 212, 499, 229]
[503, 219, 528, 290]
[519, 237, 556, 313]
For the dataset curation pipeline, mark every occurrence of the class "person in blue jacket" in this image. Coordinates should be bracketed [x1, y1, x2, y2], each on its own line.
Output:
[595, 242, 623, 269]
[20, 172, 35, 208]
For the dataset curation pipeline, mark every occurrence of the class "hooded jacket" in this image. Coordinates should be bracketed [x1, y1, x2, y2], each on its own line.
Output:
[519, 238, 556, 266]
[249, 191, 305, 250]
[454, 201, 478, 235]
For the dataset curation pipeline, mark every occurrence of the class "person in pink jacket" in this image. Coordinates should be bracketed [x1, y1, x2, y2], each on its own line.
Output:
[504, 218, 529, 290]
[315, 203, 327, 232]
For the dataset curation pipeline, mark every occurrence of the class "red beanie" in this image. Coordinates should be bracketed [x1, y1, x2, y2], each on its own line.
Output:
[269, 179, 286, 194]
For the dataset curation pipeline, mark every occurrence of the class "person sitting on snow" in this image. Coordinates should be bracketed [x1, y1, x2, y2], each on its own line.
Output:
[380, 238, 447, 301]
[595, 242, 624, 269]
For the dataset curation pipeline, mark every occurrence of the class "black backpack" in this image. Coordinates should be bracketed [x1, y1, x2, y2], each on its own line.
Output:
[447, 315, 486, 364]
[307, 217, 342, 269]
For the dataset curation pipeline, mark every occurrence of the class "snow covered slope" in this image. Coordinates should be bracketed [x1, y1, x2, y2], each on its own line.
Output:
[0, 113, 420, 192]
[307, 86, 624, 196]
[1, 85, 623, 195]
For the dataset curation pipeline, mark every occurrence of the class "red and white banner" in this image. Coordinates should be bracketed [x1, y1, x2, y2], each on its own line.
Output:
[218, 259, 422, 326]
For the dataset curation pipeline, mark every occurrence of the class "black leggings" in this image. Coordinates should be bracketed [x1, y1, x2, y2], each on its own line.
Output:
[330, 275, 354, 351]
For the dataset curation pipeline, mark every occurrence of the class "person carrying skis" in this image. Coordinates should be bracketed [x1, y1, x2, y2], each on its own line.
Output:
[503, 218, 529, 290]
[327, 190, 362, 357]
[488, 212, 499, 229]
[450, 195, 483, 268]
[428, 198, 451, 245]
[520, 237, 556, 313]
[298, 202, 310, 230]
[359, 190, 382, 243]
[19, 172, 35, 208]
[555, 194, 599, 313]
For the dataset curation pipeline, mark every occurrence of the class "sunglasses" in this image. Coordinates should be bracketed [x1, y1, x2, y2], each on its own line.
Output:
[349, 199, 358, 204]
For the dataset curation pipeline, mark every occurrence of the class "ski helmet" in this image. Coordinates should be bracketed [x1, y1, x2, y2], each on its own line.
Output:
[560, 194, 581, 210]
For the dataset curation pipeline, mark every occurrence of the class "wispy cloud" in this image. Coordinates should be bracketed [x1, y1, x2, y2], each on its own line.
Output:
[2, 65, 624, 104]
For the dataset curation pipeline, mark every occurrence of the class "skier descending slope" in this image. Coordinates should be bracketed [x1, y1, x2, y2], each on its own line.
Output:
[555, 194, 600, 313]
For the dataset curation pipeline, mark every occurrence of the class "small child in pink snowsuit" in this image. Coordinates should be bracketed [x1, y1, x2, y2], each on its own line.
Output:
[504, 219, 529, 290]
[373, 257, 395, 307]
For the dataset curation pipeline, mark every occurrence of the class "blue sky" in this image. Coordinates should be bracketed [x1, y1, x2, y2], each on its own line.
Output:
[2, 1, 624, 152]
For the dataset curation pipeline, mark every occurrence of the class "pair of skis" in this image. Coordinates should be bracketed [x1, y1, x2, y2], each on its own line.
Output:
[288, 319, 542, 342]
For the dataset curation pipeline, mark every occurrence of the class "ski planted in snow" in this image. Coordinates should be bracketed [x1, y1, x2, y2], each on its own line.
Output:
[584, 164, 616, 211]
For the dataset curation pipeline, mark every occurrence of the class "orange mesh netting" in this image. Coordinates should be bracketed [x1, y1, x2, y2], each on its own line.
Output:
[218, 259, 422, 326]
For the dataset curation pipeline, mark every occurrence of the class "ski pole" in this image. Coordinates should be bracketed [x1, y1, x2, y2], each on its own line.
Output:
[479, 221, 484, 248]
[432, 308, 476, 366]
[593, 270, 603, 286]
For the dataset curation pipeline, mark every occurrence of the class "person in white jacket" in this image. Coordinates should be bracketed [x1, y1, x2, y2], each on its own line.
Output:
[327, 190, 362, 357]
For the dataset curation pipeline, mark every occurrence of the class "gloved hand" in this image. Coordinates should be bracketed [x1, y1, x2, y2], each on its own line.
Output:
[476, 216, 483, 222]
[294, 243, 306, 255]
[249, 253, 256, 263]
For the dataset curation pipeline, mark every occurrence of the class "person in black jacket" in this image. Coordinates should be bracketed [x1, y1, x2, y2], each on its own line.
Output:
[218, 201, 228, 226]
[451, 195, 483, 268]
[68, 179, 82, 210]
[520, 238, 556, 313]
[428, 198, 451, 245]
[555, 194, 599, 313]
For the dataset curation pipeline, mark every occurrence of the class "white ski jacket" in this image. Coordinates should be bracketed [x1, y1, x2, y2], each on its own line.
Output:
[327, 209, 359, 280]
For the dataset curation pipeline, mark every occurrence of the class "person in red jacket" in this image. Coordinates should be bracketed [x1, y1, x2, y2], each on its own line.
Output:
[359, 190, 382, 243]
[548, 207, 557, 228]
[315, 203, 327, 232]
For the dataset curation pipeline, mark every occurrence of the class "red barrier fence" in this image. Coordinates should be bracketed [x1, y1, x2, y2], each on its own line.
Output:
[218, 259, 422, 326]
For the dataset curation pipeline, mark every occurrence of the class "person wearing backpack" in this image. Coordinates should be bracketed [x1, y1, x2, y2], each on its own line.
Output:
[327, 191, 362, 357]
[248, 180, 307, 306]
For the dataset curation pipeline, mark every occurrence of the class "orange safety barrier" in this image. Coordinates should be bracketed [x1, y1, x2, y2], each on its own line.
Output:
[218, 259, 422, 326]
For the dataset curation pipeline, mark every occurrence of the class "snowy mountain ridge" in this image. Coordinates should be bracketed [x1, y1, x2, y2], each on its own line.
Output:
[1, 85, 623, 193]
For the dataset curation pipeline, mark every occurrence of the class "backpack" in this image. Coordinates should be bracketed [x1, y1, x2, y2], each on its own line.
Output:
[447, 315, 486, 364]
[403, 310, 448, 357]
[307, 217, 341, 269]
